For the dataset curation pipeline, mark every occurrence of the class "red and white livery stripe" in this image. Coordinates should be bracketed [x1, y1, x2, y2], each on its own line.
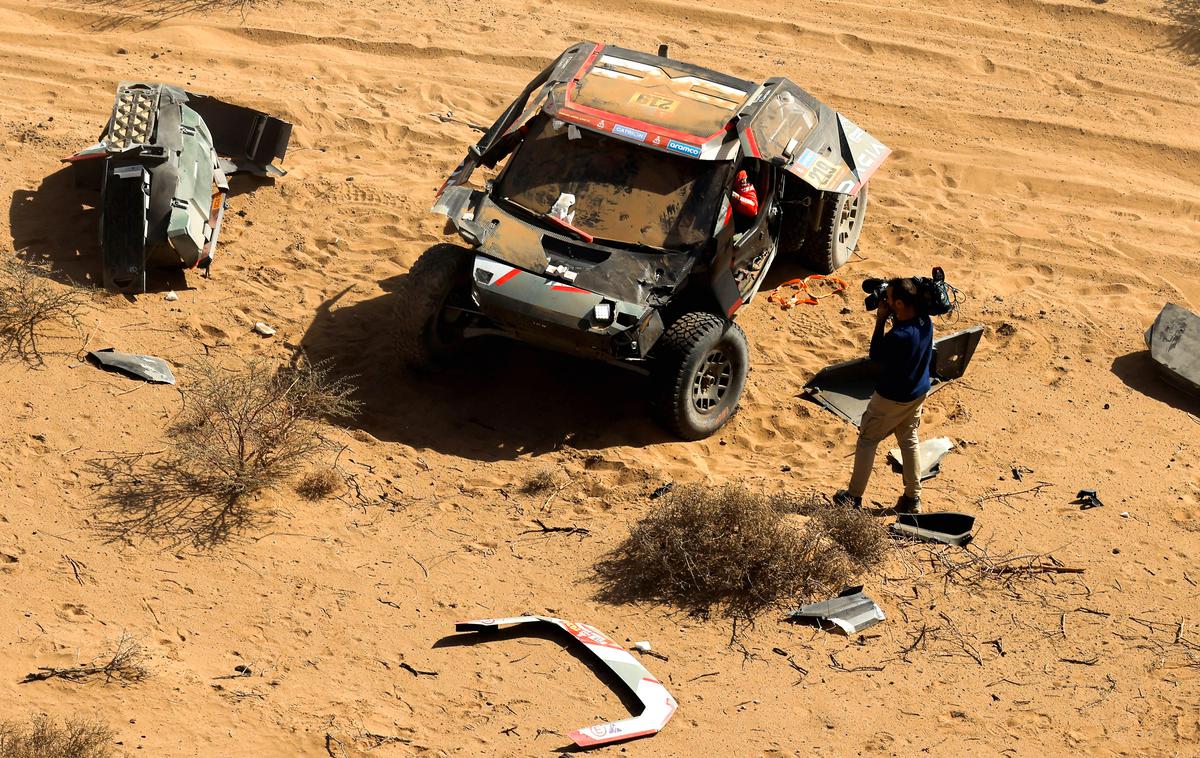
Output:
[455, 615, 678, 747]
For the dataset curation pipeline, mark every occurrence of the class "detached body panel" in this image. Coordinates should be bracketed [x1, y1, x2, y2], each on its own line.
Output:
[65, 82, 291, 292]
[455, 615, 677, 747]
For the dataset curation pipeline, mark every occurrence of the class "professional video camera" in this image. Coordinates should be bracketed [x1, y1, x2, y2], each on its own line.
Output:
[862, 267, 958, 316]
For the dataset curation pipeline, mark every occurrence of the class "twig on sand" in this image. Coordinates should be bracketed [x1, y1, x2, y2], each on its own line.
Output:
[21, 633, 148, 684]
[976, 482, 1053, 509]
[520, 519, 590, 537]
[63, 554, 87, 586]
[409, 554, 429, 579]
[399, 662, 437, 677]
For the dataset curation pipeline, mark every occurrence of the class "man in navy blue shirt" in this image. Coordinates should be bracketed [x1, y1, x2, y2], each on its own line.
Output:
[834, 278, 933, 513]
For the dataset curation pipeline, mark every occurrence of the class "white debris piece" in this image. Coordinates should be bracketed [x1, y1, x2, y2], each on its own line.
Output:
[165, 290, 179, 301]
[633, 641, 652, 652]
[253, 321, 276, 336]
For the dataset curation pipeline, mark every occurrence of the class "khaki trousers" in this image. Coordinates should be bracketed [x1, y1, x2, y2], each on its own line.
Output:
[848, 392, 926, 500]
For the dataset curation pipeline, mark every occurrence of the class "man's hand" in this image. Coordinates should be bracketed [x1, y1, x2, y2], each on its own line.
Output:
[876, 299, 892, 321]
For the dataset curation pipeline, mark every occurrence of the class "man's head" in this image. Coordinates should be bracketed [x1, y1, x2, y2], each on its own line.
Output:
[735, 169, 750, 185]
[885, 277, 921, 320]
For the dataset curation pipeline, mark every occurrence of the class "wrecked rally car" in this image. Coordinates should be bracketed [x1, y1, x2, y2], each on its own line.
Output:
[65, 82, 291, 292]
[409, 42, 889, 439]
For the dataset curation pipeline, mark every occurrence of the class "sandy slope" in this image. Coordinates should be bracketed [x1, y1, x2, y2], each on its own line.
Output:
[1, 0, 1198, 754]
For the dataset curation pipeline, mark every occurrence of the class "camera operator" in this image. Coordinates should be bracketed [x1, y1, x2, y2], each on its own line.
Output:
[833, 277, 933, 513]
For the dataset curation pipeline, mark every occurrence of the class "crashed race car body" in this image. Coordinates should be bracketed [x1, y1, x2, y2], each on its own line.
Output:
[66, 82, 291, 292]
[420, 42, 890, 439]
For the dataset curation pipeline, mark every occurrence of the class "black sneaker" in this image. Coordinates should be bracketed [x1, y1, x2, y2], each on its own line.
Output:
[895, 494, 922, 514]
[832, 490, 863, 509]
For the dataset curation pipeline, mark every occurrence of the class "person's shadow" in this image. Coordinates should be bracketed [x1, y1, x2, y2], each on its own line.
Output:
[298, 257, 673, 461]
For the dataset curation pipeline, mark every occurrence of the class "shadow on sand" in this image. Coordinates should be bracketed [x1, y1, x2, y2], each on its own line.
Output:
[76, 0, 258, 31]
[1163, 0, 1200, 63]
[10, 167, 276, 293]
[1111, 350, 1200, 417]
[434, 622, 649, 752]
[298, 263, 673, 462]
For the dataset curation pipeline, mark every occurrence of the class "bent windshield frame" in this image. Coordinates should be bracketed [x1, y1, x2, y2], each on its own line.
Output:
[494, 117, 730, 252]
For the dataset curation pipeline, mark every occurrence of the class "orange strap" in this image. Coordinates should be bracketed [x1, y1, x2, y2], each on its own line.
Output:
[767, 275, 848, 309]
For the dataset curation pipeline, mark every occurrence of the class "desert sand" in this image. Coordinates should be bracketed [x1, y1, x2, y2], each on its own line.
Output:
[1, 0, 1199, 754]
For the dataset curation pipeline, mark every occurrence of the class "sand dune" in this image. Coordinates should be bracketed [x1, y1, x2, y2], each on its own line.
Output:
[1, 0, 1199, 754]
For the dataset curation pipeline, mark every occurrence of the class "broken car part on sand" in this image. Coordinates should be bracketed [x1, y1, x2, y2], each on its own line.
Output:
[454, 616, 677, 747]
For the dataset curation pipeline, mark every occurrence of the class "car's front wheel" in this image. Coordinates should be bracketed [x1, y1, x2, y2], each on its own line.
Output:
[652, 312, 749, 440]
[395, 243, 475, 368]
[801, 183, 869, 274]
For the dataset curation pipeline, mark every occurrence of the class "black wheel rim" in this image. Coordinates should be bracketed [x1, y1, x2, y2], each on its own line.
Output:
[691, 349, 733, 414]
[429, 287, 471, 349]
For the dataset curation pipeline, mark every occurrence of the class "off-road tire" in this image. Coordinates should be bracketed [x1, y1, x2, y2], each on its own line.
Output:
[395, 243, 474, 368]
[652, 312, 749, 440]
[801, 183, 869, 274]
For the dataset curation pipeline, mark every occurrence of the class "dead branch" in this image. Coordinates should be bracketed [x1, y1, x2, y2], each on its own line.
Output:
[828, 651, 885, 672]
[520, 519, 590, 537]
[976, 481, 1053, 508]
[21, 633, 149, 685]
[937, 612, 983, 665]
[399, 662, 437, 677]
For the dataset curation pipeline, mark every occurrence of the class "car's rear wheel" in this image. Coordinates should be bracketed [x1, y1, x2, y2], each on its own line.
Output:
[395, 243, 475, 368]
[652, 312, 749, 440]
[801, 183, 869, 274]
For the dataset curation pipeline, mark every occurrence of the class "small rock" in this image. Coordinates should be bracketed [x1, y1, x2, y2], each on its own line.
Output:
[1120, 512, 1129, 518]
[165, 290, 178, 301]
[1112, 548, 1120, 555]
[1103, 403, 1110, 410]
[116, 47, 127, 55]
[253, 322, 276, 336]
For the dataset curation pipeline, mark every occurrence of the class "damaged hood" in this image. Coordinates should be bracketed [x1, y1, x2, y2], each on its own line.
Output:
[437, 41, 889, 198]
[435, 188, 693, 306]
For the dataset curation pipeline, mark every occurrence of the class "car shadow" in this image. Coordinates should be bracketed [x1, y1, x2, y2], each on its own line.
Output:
[298, 268, 673, 461]
[10, 168, 276, 294]
[9, 167, 103, 287]
[1111, 350, 1200, 417]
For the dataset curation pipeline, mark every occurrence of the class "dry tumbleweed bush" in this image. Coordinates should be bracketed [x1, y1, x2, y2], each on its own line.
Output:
[0, 258, 85, 364]
[21, 633, 149, 685]
[295, 466, 344, 500]
[517, 469, 563, 497]
[810, 504, 891, 570]
[595, 482, 866, 622]
[90, 358, 359, 546]
[0, 715, 113, 758]
[170, 358, 359, 501]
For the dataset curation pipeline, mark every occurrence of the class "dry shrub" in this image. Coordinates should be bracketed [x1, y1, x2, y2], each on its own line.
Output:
[170, 358, 359, 500]
[518, 469, 561, 496]
[90, 358, 358, 546]
[0, 714, 113, 758]
[22, 633, 149, 685]
[595, 482, 853, 622]
[812, 505, 891, 569]
[0, 258, 85, 364]
[296, 467, 343, 500]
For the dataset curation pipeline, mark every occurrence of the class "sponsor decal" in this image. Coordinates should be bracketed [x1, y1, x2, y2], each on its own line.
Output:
[665, 139, 701, 158]
[612, 123, 648, 142]
[629, 92, 678, 111]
